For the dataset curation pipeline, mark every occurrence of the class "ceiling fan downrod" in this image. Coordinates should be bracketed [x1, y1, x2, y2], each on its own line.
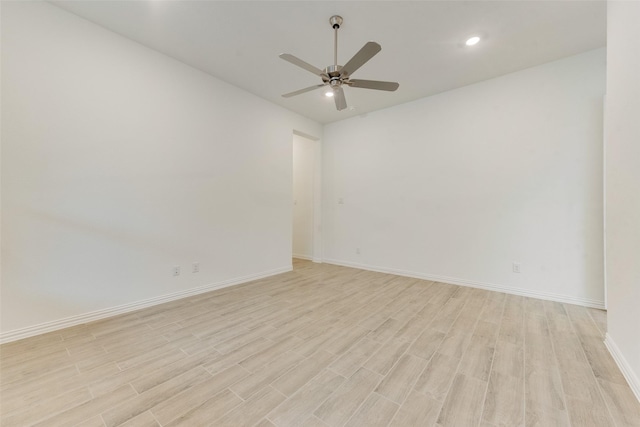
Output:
[330, 15, 343, 67]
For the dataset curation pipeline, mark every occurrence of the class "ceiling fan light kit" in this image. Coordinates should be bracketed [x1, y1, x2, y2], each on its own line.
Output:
[280, 15, 399, 111]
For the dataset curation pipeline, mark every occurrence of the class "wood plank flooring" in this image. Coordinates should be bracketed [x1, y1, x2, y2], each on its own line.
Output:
[1, 259, 639, 426]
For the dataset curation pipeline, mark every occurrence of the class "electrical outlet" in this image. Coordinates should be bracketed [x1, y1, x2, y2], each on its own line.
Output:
[356, 247, 361, 255]
[513, 262, 521, 273]
[173, 266, 181, 276]
[192, 262, 200, 273]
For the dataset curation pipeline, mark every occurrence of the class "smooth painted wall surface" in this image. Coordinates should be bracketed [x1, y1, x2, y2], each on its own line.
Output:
[0, 2, 321, 333]
[292, 135, 315, 259]
[605, 1, 640, 390]
[323, 49, 606, 306]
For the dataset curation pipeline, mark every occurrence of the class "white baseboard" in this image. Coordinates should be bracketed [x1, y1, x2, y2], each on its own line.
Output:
[0, 266, 292, 344]
[323, 258, 605, 309]
[604, 333, 640, 403]
[292, 253, 313, 261]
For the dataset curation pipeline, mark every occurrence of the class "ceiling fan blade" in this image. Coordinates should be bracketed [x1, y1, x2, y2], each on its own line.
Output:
[341, 42, 381, 77]
[348, 79, 399, 91]
[334, 87, 347, 111]
[279, 53, 325, 77]
[282, 84, 326, 98]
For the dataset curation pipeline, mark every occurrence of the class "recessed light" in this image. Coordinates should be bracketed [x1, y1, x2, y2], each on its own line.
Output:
[465, 36, 480, 46]
[325, 90, 334, 97]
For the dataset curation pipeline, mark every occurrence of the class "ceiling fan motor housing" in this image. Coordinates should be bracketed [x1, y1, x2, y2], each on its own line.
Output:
[323, 65, 345, 88]
[323, 64, 343, 77]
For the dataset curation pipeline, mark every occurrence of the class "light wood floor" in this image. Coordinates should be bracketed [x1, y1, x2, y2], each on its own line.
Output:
[1, 259, 639, 427]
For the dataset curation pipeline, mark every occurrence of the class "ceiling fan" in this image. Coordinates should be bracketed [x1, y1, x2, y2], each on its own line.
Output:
[280, 15, 399, 111]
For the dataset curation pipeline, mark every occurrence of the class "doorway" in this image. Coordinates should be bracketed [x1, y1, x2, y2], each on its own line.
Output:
[292, 132, 321, 262]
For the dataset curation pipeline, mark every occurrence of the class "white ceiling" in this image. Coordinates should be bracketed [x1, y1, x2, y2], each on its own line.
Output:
[51, 1, 606, 124]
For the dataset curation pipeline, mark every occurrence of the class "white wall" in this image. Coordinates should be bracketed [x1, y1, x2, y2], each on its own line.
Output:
[323, 49, 606, 307]
[292, 135, 315, 259]
[0, 2, 321, 337]
[604, 1, 640, 400]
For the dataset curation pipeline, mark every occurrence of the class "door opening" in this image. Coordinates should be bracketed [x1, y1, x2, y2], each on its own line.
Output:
[292, 134, 316, 261]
